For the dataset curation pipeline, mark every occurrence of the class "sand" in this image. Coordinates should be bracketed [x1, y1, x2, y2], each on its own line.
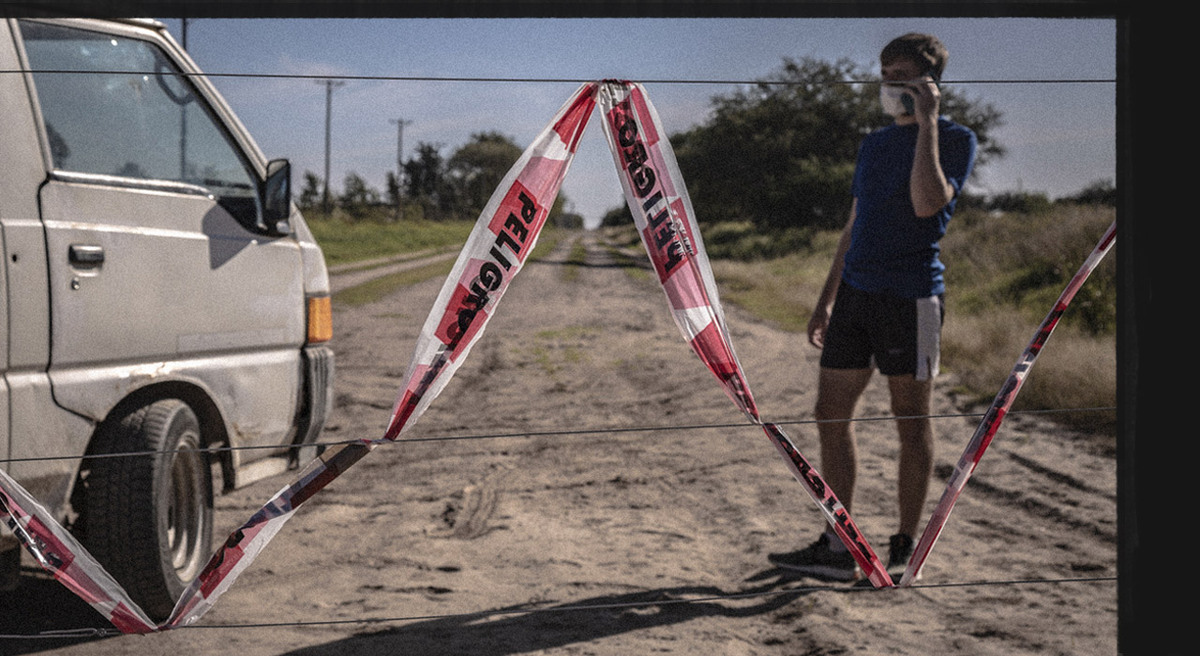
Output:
[2, 230, 1118, 655]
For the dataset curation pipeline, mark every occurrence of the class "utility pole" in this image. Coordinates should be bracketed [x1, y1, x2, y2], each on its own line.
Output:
[389, 118, 411, 220]
[318, 79, 345, 214]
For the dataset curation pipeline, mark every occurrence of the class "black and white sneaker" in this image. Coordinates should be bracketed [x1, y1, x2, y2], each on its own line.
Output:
[887, 533, 916, 581]
[768, 533, 860, 581]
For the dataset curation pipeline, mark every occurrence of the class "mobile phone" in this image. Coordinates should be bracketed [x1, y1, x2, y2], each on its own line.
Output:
[901, 73, 939, 115]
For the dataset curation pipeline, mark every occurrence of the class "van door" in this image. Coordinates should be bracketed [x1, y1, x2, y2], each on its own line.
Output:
[17, 19, 305, 458]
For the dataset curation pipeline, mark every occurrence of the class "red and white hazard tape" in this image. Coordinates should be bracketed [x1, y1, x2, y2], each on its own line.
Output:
[900, 219, 1116, 586]
[596, 81, 891, 587]
[0, 81, 1114, 631]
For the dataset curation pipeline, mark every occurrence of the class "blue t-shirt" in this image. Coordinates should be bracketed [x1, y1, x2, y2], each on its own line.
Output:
[843, 117, 977, 298]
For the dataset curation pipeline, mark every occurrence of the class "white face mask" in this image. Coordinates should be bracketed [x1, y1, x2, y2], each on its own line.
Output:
[880, 84, 914, 117]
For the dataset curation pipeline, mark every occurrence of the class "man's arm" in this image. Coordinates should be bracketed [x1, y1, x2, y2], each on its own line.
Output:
[908, 77, 955, 218]
[808, 199, 856, 348]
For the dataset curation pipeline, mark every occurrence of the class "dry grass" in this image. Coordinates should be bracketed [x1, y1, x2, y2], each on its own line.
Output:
[938, 205, 1117, 434]
[315, 207, 1118, 437]
[702, 204, 1117, 436]
[942, 308, 1116, 436]
[708, 231, 838, 333]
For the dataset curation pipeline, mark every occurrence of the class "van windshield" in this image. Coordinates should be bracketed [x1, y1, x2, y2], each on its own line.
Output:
[19, 20, 259, 220]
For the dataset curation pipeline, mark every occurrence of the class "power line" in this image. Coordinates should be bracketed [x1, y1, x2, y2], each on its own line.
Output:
[0, 69, 1117, 86]
[0, 405, 1116, 465]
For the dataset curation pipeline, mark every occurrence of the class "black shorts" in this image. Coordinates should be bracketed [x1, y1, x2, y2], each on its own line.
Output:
[820, 282, 944, 380]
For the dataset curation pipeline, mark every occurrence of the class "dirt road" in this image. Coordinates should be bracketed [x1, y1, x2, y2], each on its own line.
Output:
[3, 230, 1117, 655]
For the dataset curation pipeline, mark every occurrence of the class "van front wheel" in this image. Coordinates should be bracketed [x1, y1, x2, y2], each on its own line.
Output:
[85, 399, 213, 621]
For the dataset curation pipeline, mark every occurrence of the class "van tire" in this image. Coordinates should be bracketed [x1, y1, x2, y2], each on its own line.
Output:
[85, 399, 213, 621]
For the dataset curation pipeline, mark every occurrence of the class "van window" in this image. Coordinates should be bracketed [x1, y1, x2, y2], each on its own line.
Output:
[18, 20, 261, 225]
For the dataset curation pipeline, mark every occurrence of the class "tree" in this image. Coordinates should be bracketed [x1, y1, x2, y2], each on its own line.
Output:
[1061, 179, 1116, 207]
[339, 171, 380, 220]
[446, 131, 523, 217]
[600, 204, 633, 228]
[670, 56, 1005, 232]
[385, 170, 402, 206]
[404, 142, 453, 218]
[403, 133, 573, 223]
[298, 170, 322, 210]
[554, 211, 585, 230]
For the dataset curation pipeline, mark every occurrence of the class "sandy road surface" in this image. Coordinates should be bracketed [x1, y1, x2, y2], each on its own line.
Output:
[2, 230, 1117, 655]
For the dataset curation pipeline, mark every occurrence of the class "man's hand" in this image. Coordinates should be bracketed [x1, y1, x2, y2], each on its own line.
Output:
[808, 306, 831, 349]
[904, 75, 940, 125]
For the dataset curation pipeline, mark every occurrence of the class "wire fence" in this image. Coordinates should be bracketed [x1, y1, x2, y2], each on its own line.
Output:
[0, 69, 1116, 86]
[0, 405, 1116, 465]
[0, 53, 1118, 643]
[0, 405, 1118, 640]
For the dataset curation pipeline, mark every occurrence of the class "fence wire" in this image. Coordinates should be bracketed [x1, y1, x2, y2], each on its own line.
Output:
[0, 405, 1116, 465]
[0, 57, 1118, 645]
[0, 67, 1116, 86]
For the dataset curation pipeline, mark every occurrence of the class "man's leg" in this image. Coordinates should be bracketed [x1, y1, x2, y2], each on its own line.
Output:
[814, 366, 874, 512]
[887, 374, 934, 538]
[768, 365, 873, 578]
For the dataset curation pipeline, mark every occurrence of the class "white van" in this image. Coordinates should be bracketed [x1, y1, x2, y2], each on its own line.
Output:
[0, 17, 334, 620]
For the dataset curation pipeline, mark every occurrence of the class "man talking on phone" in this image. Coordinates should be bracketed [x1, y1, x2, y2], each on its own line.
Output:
[769, 33, 977, 582]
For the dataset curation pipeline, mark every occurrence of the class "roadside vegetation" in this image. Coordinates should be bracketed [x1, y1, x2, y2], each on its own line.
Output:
[597, 56, 1115, 438]
[299, 130, 584, 269]
[312, 205, 569, 307]
[938, 202, 1116, 437]
[304, 54, 1117, 439]
[314, 200, 1117, 440]
[306, 209, 474, 267]
[699, 200, 1117, 438]
[329, 258, 457, 307]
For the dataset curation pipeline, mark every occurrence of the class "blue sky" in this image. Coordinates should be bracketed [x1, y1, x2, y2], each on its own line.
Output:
[156, 17, 1116, 227]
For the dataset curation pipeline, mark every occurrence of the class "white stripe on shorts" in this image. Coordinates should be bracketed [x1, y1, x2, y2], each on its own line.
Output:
[915, 295, 943, 381]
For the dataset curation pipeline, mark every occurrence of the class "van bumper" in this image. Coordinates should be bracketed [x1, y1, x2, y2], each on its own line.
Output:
[293, 343, 334, 466]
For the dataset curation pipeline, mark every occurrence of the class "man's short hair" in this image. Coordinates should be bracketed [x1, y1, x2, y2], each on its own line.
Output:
[881, 33, 948, 80]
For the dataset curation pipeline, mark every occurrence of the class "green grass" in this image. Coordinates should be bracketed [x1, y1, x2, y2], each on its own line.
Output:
[529, 225, 567, 262]
[562, 237, 588, 282]
[526, 326, 597, 378]
[331, 259, 457, 307]
[322, 216, 572, 307]
[941, 205, 1117, 335]
[598, 226, 652, 281]
[305, 212, 475, 267]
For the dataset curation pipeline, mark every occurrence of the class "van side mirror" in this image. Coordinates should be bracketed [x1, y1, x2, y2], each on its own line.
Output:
[261, 158, 292, 235]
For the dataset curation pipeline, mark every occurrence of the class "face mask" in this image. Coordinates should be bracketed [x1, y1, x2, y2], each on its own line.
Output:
[880, 84, 914, 117]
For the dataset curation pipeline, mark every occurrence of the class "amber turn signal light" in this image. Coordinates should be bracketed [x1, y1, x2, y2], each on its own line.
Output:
[306, 295, 333, 343]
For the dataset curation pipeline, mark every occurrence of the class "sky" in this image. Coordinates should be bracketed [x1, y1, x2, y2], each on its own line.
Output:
[154, 17, 1117, 228]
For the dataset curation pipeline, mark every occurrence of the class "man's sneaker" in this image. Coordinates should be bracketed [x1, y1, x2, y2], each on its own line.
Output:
[768, 533, 859, 581]
[886, 533, 916, 581]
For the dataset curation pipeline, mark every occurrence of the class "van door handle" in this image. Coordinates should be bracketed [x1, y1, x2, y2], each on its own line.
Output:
[68, 244, 105, 266]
